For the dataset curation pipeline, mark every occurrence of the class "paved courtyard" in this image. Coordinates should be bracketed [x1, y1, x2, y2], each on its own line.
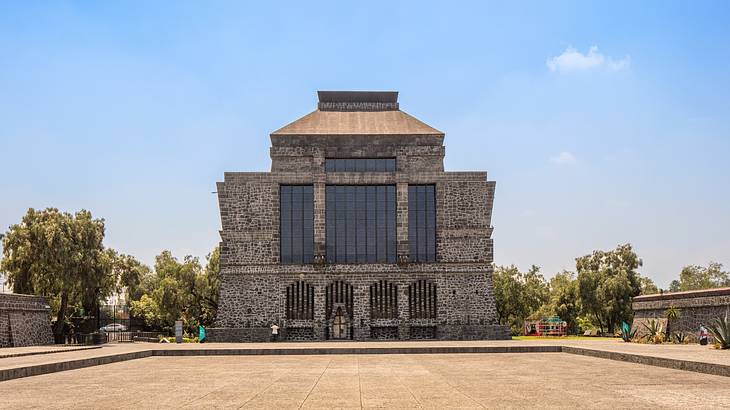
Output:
[1, 353, 729, 409]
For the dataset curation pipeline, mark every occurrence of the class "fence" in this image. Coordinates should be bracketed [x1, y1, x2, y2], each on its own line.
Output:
[68, 331, 167, 345]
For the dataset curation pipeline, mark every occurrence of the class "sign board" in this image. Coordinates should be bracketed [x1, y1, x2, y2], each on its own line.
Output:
[175, 320, 183, 344]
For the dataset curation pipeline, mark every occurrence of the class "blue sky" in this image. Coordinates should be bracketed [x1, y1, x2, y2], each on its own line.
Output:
[1, 1, 729, 288]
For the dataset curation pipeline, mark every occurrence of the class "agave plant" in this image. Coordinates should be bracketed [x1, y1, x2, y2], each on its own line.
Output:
[707, 310, 730, 350]
[620, 321, 637, 342]
[642, 319, 665, 344]
[673, 331, 688, 344]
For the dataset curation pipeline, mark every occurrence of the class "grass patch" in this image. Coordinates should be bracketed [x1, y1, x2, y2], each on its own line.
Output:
[512, 335, 617, 341]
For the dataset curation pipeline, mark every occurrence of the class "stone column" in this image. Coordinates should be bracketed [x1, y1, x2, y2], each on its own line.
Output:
[396, 178, 409, 260]
[312, 149, 326, 259]
[313, 282, 326, 340]
[313, 181, 326, 257]
[398, 282, 411, 340]
[353, 284, 370, 340]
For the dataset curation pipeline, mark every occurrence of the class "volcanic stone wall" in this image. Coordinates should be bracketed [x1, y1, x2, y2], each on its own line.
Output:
[632, 288, 730, 335]
[0, 293, 54, 347]
[211, 133, 509, 341]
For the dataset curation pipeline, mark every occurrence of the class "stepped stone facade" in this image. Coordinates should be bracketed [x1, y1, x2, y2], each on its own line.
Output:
[208, 91, 510, 342]
[0, 293, 54, 347]
[632, 287, 730, 339]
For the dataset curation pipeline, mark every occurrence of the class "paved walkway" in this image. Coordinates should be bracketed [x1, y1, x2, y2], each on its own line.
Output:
[2, 339, 730, 369]
[2, 339, 730, 381]
[1, 353, 729, 409]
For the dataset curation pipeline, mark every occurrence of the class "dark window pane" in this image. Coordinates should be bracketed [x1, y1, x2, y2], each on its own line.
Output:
[324, 158, 396, 172]
[325, 185, 396, 263]
[280, 185, 314, 264]
[408, 185, 436, 262]
[355, 159, 365, 172]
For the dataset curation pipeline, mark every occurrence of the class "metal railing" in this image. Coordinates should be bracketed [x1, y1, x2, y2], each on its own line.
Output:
[67, 331, 167, 345]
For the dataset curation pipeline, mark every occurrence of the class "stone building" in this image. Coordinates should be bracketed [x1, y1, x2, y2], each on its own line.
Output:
[208, 91, 509, 342]
[632, 287, 730, 339]
[0, 293, 54, 347]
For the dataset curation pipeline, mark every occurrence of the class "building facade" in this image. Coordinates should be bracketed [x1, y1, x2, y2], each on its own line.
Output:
[208, 91, 510, 342]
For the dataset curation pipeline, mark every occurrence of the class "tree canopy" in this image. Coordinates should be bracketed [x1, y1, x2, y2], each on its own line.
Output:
[668, 262, 730, 292]
[639, 276, 659, 295]
[576, 243, 642, 334]
[538, 270, 580, 334]
[1, 208, 114, 340]
[492, 243, 658, 336]
[130, 248, 220, 333]
[493, 264, 549, 334]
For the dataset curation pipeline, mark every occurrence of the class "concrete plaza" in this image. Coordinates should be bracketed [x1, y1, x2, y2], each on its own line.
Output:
[1, 352, 730, 409]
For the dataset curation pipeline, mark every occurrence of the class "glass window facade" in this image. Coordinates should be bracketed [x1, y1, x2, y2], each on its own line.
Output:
[326, 185, 396, 263]
[280, 185, 314, 264]
[408, 185, 436, 262]
[325, 158, 396, 172]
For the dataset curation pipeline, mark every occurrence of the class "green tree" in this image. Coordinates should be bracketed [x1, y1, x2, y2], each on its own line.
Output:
[668, 262, 730, 292]
[0, 208, 112, 341]
[493, 265, 548, 335]
[639, 276, 659, 295]
[198, 246, 221, 326]
[576, 243, 642, 334]
[131, 248, 220, 333]
[541, 271, 580, 334]
[108, 250, 152, 303]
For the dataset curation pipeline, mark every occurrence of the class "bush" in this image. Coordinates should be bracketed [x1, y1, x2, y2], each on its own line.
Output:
[642, 319, 665, 344]
[708, 311, 730, 350]
[158, 336, 199, 343]
[672, 331, 689, 344]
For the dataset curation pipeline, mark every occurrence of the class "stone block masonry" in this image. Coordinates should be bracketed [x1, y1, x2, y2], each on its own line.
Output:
[210, 91, 510, 342]
[0, 293, 54, 347]
[632, 287, 730, 340]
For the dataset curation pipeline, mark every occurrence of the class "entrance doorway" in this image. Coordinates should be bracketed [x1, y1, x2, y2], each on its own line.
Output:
[332, 307, 347, 339]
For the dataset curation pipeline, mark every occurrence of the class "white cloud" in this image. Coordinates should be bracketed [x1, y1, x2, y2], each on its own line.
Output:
[547, 46, 630, 73]
[550, 151, 576, 165]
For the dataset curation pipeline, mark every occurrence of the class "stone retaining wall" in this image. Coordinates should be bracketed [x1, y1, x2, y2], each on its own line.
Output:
[632, 288, 730, 337]
[0, 293, 54, 347]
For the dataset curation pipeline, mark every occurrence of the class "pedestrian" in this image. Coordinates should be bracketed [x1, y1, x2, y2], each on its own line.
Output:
[199, 324, 206, 343]
[699, 324, 708, 345]
[270, 323, 279, 342]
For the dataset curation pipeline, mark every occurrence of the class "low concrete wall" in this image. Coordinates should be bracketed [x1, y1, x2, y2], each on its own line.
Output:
[206, 324, 511, 343]
[0, 293, 54, 347]
[632, 287, 730, 337]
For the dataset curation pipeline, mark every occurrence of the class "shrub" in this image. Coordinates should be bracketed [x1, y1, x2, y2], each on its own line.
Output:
[673, 331, 688, 344]
[158, 336, 199, 343]
[707, 311, 730, 350]
[642, 319, 665, 344]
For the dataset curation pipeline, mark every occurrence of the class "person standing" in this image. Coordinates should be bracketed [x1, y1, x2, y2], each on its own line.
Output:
[270, 323, 280, 342]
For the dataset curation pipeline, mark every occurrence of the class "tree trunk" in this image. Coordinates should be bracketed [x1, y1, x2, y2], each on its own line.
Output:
[666, 320, 671, 341]
[53, 291, 69, 344]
